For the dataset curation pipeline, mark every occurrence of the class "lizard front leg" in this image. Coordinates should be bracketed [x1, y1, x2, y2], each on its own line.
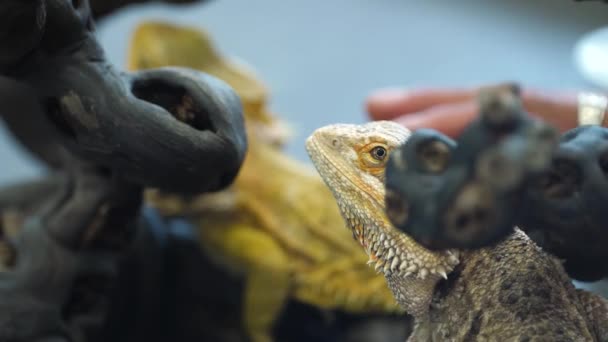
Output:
[198, 220, 292, 342]
[294, 257, 402, 313]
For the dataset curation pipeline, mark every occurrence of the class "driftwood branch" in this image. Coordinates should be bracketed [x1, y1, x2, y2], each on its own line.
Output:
[0, 0, 247, 340]
[0, 0, 247, 194]
[520, 125, 608, 281]
[0, 165, 142, 342]
[385, 83, 608, 281]
[90, 0, 209, 20]
[385, 84, 557, 250]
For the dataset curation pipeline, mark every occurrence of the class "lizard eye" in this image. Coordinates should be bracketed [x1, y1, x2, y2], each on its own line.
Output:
[360, 144, 390, 170]
[370, 146, 387, 161]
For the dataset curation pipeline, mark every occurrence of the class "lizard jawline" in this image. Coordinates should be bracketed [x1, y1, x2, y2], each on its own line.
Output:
[306, 138, 457, 281]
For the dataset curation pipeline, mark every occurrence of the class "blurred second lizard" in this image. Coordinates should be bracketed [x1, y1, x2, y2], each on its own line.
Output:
[129, 21, 403, 342]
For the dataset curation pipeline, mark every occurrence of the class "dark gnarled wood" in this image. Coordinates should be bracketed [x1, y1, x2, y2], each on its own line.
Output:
[0, 0, 247, 194]
[89, 0, 208, 20]
[385, 84, 558, 250]
[520, 125, 608, 281]
[0, 1, 247, 341]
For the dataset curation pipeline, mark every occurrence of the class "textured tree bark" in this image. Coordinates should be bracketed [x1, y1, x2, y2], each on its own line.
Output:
[519, 125, 608, 282]
[0, 0, 247, 194]
[385, 84, 558, 250]
[0, 0, 246, 341]
[0, 164, 143, 342]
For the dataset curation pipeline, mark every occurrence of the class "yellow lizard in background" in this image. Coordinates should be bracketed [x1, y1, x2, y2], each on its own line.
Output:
[128, 21, 403, 342]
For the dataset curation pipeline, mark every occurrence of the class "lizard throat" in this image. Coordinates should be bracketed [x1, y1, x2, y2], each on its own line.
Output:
[340, 197, 458, 281]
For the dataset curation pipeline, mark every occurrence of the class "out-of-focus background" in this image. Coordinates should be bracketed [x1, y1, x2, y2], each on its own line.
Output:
[1, 0, 607, 184]
[1, 0, 607, 293]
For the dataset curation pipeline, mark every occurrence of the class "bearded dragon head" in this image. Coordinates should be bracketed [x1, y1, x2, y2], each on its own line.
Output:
[306, 120, 459, 317]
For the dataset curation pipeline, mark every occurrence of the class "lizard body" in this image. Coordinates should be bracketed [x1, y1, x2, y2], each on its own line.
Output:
[129, 22, 404, 342]
[306, 121, 608, 341]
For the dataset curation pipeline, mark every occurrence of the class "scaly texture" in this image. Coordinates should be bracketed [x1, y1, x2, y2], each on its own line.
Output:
[130, 22, 403, 342]
[306, 121, 458, 317]
[306, 121, 608, 341]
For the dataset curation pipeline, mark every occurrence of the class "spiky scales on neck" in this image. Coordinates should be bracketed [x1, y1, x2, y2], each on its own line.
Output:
[306, 121, 459, 316]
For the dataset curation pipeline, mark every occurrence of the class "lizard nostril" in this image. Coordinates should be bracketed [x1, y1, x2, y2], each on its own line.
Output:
[332, 139, 339, 147]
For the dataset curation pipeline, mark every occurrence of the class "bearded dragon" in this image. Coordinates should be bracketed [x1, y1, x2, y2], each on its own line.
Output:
[306, 121, 608, 341]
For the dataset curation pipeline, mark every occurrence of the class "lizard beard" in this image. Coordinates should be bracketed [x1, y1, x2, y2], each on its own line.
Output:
[306, 133, 459, 317]
[335, 191, 460, 317]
